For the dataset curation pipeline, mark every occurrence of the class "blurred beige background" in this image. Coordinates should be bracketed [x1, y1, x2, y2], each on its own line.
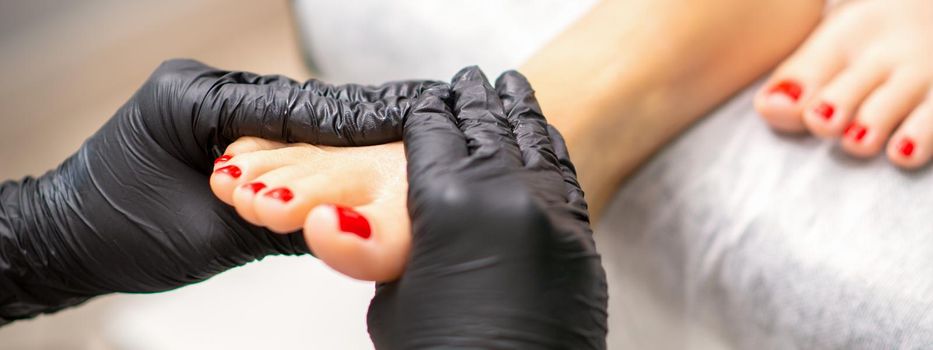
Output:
[0, 1, 378, 349]
[0, 0, 309, 180]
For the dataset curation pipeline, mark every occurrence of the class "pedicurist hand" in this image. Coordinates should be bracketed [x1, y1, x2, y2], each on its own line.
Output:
[0, 59, 440, 325]
[368, 67, 609, 349]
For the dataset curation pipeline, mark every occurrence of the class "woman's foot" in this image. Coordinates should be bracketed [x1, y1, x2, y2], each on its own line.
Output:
[755, 0, 933, 169]
[210, 137, 409, 282]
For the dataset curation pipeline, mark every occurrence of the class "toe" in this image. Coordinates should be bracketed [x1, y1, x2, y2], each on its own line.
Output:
[840, 67, 928, 157]
[251, 163, 371, 234]
[210, 137, 287, 205]
[210, 145, 325, 205]
[221, 136, 289, 158]
[888, 98, 933, 169]
[232, 180, 269, 225]
[212, 136, 288, 170]
[304, 195, 410, 282]
[755, 21, 846, 132]
[802, 51, 891, 139]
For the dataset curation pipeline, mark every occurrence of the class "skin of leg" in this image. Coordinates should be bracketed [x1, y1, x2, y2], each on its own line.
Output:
[520, 0, 824, 217]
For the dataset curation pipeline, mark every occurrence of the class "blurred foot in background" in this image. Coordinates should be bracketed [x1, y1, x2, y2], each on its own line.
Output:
[756, 0, 933, 169]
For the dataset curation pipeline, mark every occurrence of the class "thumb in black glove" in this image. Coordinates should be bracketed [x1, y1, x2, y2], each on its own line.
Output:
[0, 59, 441, 324]
[368, 67, 609, 349]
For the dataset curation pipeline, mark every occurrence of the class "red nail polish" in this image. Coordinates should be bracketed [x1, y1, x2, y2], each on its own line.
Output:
[845, 123, 868, 142]
[769, 80, 803, 101]
[813, 102, 835, 120]
[334, 205, 371, 239]
[265, 187, 294, 203]
[898, 138, 915, 157]
[214, 165, 242, 178]
[242, 182, 267, 194]
[214, 154, 233, 165]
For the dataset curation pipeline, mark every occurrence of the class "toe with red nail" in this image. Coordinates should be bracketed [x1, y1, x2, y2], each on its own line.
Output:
[770, 80, 803, 102]
[335, 205, 371, 239]
[214, 165, 242, 178]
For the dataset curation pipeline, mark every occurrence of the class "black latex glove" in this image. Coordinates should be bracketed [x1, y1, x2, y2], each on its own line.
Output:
[368, 67, 609, 349]
[0, 59, 440, 324]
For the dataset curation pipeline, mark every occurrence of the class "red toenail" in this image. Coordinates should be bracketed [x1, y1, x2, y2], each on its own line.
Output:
[214, 165, 241, 178]
[334, 205, 371, 239]
[898, 138, 915, 157]
[214, 154, 233, 165]
[845, 123, 868, 142]
[769, 80, 803, 101]
[243, 182, 266, 194]
[813, 102, 835, 120]
[265, 188, 294, 203]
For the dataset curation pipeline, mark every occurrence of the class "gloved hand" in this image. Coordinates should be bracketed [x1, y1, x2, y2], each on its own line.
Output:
[0, 59, 440, 324]
[368, 67, 609, 349]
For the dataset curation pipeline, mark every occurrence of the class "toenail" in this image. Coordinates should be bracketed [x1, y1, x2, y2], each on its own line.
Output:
[813, 102, 835, 120]
[897, 138, 915, 157]
[214, 154, 233, 165]
[769, 80, 803, 102]
[214, 165, 242, 178]
[334, 205, 371, 239]
[264, 187, 294, 203]
[845, 123, 868, 142]
[242, 182, 267, 194]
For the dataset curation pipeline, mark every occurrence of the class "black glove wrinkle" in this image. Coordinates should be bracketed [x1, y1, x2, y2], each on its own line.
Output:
[0, 177, 94, 325]
[0, 59, 439, 324]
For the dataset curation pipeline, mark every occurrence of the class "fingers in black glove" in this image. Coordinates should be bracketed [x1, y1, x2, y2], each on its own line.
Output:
[141, 59, 443, 170]
[497, 71, 562, 174]
[449, 66, 523, 167]
[369, 67, 608, 349]
[0, 59, 442, 324]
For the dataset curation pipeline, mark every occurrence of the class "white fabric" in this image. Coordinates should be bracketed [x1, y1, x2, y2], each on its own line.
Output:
[291, 0, 597, 83]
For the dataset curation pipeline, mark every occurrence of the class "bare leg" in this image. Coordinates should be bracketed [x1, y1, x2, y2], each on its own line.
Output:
[522, 0, 823, 216]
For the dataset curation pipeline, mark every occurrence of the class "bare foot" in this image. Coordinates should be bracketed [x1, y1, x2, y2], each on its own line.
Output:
[756, 0, 933, 168]
[210, 137, 409, 282]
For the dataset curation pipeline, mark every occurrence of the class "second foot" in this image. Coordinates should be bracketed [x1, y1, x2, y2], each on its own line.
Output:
[210, 136, 410, 282]
[755, 0, 933, 169]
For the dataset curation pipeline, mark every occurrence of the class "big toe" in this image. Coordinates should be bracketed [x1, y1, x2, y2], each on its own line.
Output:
[756, 79, 810, 132]
[303, 196, 410, 282]
[755, 18, 847, 132]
